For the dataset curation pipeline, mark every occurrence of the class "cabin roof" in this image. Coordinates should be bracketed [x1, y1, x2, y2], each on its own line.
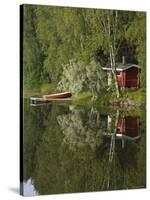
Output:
[102, 63, 141, 72]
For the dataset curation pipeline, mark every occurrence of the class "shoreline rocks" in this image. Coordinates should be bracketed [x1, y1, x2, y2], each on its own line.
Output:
[109, 98, 140, 109]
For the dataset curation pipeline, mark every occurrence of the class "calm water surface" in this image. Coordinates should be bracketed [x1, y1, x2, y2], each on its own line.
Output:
[22, 99, 146, 196]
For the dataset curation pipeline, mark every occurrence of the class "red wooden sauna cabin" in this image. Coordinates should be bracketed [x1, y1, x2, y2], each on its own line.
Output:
[103, 63, 141, 89]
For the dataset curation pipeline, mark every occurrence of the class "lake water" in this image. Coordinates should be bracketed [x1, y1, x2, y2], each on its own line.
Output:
[21, 99, 146, 196]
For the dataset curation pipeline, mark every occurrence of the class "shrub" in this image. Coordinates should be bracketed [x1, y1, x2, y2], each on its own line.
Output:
[58, 59, 106, 95]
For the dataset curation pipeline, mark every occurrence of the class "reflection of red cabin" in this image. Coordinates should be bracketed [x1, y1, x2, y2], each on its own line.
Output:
[103, 63, 141, 89]
[117, 116, 140, 139]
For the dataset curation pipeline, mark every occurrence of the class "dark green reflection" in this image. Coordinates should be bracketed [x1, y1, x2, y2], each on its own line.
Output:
[23, 100, 146, 196]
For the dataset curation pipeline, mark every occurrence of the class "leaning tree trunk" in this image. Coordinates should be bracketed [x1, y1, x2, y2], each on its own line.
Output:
[99, 10, 120, 98]
[110, 45, 120, 98]
[107, 11, 120, 99]
[112, 69, 120, 98]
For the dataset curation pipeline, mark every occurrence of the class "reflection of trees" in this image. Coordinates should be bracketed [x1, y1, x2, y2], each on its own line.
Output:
[57, 107, 146, 190]
[96, 111, 146, 190]
[23, 100, 52, 181]
[23, 102, 146, 195]
[57, 107, 107, 151]
[100, 139, 140, 190]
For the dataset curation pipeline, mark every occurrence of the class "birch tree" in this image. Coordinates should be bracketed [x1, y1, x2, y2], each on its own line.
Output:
[98, 10, 120, 98]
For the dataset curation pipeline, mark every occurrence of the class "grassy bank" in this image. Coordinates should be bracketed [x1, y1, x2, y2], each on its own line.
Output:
[24, 84, 146, 112]
[72, 88, 146, 110]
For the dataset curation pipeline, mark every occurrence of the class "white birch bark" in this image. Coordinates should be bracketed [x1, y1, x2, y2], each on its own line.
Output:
[100, 11, 120, 98]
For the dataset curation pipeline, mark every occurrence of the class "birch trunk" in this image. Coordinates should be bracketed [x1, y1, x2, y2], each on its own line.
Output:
[101, 11, 120, 98]
[108, 11, 120, 98]
[110, 45, 120, 98]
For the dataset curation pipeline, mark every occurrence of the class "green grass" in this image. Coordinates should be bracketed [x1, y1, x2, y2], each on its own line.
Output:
[24, 83, 57, 98]
[72, 92, 92, 106]
[72, 91, 118, 109]
[71, 88, 146, 110]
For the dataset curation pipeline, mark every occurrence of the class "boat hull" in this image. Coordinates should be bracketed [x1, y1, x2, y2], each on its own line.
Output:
[43, 92, 72, 100]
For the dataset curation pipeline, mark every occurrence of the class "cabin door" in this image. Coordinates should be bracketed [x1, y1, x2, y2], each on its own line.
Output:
[125, 67, 138, 88]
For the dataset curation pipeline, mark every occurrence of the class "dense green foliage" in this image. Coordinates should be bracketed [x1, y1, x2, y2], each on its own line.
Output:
[58, 60, 106, 94]
[23, 5, 146, 93]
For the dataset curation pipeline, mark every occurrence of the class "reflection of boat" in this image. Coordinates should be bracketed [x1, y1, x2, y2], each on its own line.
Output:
[43, 92, 72, 100]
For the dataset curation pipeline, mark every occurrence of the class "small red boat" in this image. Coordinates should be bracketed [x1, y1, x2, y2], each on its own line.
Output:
[43, 92, 72, 100]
